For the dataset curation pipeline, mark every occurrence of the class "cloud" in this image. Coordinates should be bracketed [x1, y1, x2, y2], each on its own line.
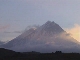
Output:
[13, 31, 22, 33]
[65, 24, 80, 42]
[4, 31, 22, 33]
[0, 25, 10, 31]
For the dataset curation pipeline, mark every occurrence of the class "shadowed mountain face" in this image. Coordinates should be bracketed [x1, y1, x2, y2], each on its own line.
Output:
[1, 21, 80, 53]
[0, 41, 5, 45]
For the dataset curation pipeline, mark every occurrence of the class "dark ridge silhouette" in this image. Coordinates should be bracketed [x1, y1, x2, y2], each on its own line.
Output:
[0, 48, 80, 60]
[0, 48, 16, 57]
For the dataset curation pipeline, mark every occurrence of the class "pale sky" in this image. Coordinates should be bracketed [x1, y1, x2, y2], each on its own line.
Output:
[0, 0, 80, 42]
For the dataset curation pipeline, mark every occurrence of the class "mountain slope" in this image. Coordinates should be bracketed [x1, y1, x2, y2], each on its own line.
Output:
[1, 21, 80, 53]
[0, 41, 5, 45]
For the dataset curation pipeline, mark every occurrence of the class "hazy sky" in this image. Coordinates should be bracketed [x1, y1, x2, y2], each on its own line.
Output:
[0, 0, 80, 42]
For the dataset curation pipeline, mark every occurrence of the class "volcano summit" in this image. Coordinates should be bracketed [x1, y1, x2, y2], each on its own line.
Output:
[1, 21, 80, 53]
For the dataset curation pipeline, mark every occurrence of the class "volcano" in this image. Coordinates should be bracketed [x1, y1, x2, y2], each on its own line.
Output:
[1, 21, 80, 53]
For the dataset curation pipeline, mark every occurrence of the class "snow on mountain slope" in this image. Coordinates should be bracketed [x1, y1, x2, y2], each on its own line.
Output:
[1, 21, 80, 53]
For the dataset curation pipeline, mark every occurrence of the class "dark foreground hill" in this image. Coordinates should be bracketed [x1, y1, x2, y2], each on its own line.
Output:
[0, 48, 80, 60]
[0, 48, 16, 57]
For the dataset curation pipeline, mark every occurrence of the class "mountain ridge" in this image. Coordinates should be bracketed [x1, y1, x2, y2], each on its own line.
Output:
[1, 21, 80, 53]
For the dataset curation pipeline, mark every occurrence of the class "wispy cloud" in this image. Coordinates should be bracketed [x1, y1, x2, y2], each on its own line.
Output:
[0, 25, 10, 31]
[4, 31, 22, 34]
[65, 24, 80, 42]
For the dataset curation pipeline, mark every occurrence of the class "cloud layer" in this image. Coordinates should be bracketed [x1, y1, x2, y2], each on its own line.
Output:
[65, 24, 80, 42]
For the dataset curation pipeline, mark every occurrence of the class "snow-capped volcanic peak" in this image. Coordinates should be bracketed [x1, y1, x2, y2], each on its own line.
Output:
[1, 21, 80, 53]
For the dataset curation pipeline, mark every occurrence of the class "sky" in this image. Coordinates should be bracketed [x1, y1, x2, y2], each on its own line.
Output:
[0, 0, 80, 42]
